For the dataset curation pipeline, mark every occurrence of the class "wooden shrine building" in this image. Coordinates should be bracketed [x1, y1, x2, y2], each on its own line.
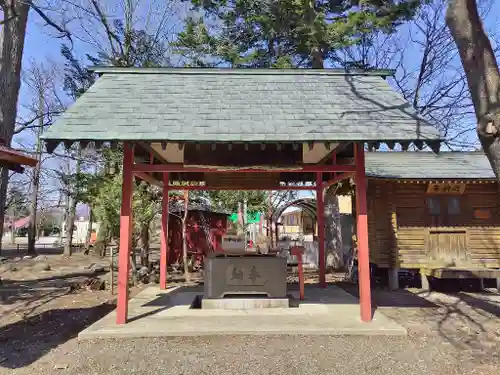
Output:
[42, 67, 442, 324]
[0, 143, 38, 172]
[365, 151, 500, 289]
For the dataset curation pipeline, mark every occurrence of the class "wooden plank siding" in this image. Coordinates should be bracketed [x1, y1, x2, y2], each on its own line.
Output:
[367, 179, 500, 269]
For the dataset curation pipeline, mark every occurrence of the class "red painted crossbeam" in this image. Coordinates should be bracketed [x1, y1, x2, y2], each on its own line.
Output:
[166, 185, 315, 191]
[132, 163, 356, 173]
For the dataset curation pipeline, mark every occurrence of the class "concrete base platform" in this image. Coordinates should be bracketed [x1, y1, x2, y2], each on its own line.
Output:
[202, 297, 290, 309]
[78, 285, 406, 339]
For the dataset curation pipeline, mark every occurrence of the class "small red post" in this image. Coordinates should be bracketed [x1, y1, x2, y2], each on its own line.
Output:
[291, 246, 305, 300]
[316, 172, 326, 288]
[160, 172, 170, 289]
[116, 143, 134, 325]
[354, 143, 372, 322]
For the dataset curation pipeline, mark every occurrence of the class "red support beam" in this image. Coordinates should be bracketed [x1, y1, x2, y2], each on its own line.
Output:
[316, 172, 326, 288]
[132, 163, 356, 173]
[116, 143, 134, 325]
[354, 143, 372, 322]
[168, 185, 315, 191]
[160, 172, 170, 289]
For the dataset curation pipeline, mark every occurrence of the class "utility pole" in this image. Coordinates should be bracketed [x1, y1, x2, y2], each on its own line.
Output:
[27, 87, 44, 255]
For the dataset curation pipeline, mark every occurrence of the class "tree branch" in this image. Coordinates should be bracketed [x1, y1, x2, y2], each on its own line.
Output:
[14, 110, 62, 134]
[0, 13, 17, 25]
[27, 1, 72, 44]
[89, 0, 124, 59]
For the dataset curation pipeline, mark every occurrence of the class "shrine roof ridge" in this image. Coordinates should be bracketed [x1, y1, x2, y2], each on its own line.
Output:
[90, 66, 396, 77]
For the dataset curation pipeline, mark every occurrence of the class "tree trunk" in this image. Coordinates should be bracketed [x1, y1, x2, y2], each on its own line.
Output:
[324, 191, 344, 271]
[28, 90, 44, 255]
[64, 146, 82, 256]
[182, 191, 189, 281]
[64, 194, 75, 256]
[0, 1, 31, 255]
[311, 47, 324, 69]
[95, 220, 109, 257]
[0, 168, 8, 253]
[84, 206, 93, 254]
[139, 221, 150, 267]
[446, 0, 500, 177]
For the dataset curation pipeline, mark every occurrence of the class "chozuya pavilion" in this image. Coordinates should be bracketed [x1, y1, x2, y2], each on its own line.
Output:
[42, 68, 441, 324]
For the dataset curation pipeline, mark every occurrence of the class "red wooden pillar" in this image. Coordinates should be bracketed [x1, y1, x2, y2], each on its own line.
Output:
[116, 143, 134, 325]
[316, 172, 326, 288]
[160, 172, 170, 289]
[354, 143, 372, 322]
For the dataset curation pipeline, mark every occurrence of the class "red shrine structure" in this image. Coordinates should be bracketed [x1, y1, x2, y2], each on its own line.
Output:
[42, 68, 441, 324]
[167, 199, 229, 267]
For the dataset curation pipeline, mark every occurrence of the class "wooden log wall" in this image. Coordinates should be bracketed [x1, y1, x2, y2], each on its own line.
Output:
[367, 180, 500, 269]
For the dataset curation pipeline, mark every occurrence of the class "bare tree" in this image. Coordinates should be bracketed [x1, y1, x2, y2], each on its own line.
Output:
[446, 0, 500, 178]
[334, 0, 498, 150]
[0, 1, 31, 254]
[0, 0, 69, 254]
[12, 60, 66, 253]
[66, 0, 180, 67]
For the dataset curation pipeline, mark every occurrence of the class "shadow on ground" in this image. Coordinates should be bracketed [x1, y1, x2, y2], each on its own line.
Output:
[336, 281, 438, 308]
[0, 272, 108, 307]
[338, 280, 500, 360]
[0, 302, 115, 369]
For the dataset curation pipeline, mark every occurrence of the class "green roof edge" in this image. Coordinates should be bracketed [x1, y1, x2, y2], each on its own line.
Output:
[89, 66, 396, 77]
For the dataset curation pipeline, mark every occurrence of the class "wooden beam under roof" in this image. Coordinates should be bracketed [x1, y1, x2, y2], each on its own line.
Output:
[134, 171, 163, 188]
[136, 142, 169, 164]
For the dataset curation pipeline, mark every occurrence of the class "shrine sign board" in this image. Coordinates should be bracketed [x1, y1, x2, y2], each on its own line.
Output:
[426, 182, 466, 195]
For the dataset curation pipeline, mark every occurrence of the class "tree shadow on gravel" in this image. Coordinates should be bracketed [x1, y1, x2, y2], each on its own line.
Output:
[336, 281, 438, 308]
[0, 302, 115, 369]
[433, 291, 500, 360]
[0, 273, 107, 306]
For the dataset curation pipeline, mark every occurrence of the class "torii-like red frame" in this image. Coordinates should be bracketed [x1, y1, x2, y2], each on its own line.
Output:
[116, 142, 372, 324]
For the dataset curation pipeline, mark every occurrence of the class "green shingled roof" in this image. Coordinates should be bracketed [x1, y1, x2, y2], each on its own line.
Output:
[43, 68, 441, 147]
[365, 152, 495, 180]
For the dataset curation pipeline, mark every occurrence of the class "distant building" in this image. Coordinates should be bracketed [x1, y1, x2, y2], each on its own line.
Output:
[278, 196, 352, 240]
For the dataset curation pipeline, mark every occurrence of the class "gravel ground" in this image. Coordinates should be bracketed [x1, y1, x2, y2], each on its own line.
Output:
[3, 334, 498, 375]
[1, 268, 499, 375]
